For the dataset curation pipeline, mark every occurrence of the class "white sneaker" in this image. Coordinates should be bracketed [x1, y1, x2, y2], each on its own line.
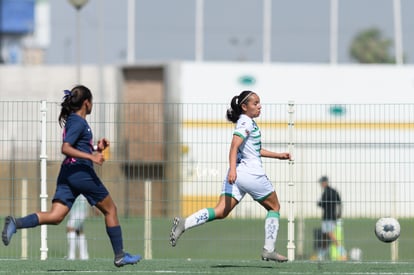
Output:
[169, 217, 185, 247]
[261, 248, 288, 262]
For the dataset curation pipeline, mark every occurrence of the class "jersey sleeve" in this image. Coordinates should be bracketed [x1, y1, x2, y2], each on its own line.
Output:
[63, 117, 84, 146]
[233, 116, 254, 139]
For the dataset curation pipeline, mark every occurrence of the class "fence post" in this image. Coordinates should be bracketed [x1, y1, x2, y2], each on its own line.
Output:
[144, 179, 153, 260]
[287, 101, 296, 261]
[21, 179, 28, 259]
[40, 100, 48, 260]
[391, 181, 399, 261]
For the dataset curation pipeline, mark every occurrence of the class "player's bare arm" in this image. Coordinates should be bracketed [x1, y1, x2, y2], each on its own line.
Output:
[260, 149, 290, 160]
[61, 142, 105, 165]
[227, 135, 243, 184]
[97, 138, 109, 152]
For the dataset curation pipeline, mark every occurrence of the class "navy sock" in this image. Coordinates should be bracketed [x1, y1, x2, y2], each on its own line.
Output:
[106, 225, 124, 258]
[15, 213, 39, 229]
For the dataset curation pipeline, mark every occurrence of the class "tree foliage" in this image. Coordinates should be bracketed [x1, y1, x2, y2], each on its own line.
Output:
[349, 28, 396, 64]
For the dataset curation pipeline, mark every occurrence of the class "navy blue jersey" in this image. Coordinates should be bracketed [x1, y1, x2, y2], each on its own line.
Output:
[62, 113, 94, 168]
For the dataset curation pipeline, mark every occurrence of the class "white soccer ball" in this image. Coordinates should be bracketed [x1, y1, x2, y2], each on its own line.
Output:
[375, 217, 400, 243]
[349, 247, 362, 261]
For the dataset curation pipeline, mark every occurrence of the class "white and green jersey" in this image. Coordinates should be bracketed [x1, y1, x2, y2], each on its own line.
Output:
[222, 114, 274, 201]
[233, 114, 265, 175]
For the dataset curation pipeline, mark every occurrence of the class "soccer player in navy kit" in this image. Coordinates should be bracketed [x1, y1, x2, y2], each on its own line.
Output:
[170, 90, 290, 262]
[2, 85, 141, 267]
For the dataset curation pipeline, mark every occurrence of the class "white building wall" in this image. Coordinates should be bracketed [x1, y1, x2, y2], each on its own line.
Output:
[177, 62, 414, 105]
[0, 65, 118, 102]
[0, 65, 118, 161]
[174, 62, 414, 218]
[1, 63, 413, 218]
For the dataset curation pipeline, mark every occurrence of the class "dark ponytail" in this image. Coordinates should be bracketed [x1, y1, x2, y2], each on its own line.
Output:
[59, 85, 92, 127]
[226, 90, 254, 123]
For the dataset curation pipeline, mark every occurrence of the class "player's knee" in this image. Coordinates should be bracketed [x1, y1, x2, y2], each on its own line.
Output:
[101, 203, 118, 217]
[107, 203, 117, 216]
[53, 215, 66, 225]
[267, 201, 280, 212]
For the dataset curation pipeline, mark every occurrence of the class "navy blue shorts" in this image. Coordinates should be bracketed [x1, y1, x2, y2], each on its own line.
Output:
[53, 164, 109, 209]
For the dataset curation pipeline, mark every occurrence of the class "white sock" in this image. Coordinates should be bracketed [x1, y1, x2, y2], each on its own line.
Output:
[67, 231, 76, 260]
[78, 234, 89, 260]
[263, 211, 280, 252]
[184, 208, 215, 230]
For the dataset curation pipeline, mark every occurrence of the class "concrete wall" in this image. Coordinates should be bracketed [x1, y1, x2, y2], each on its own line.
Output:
[0, 65, 118, 102]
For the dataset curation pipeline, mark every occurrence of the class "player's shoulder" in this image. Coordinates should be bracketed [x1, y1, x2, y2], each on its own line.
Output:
[237, 114, 254, 127]
[66, 114, 88, 127]
[67, 113, 80, 123]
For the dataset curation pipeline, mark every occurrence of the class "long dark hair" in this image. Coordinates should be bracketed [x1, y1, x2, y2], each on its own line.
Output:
[58, 85, 92, 127]
[226, 90, 255, 123]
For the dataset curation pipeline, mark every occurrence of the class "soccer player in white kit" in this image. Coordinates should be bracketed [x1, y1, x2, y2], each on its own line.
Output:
[67, 194, 89, 260]
[170, 91, 290, 262]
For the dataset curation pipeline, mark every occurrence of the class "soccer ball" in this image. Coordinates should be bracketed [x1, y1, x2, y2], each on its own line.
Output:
[349, 247, 362, 261]
[374, 217, 400, 243]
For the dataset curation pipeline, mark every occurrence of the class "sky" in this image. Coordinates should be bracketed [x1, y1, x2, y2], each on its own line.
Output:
[46, 0, 414, 65]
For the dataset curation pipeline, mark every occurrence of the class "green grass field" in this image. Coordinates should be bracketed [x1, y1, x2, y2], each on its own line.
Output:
[1, 259, 414, 275]
[1, 217, 413, 274]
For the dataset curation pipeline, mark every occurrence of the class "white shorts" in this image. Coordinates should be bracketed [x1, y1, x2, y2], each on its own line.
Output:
[67, 196, 88, 230]
[321, 220, 336, 233]
[221, 168, 275, 202]
[67, 213, 86, 230]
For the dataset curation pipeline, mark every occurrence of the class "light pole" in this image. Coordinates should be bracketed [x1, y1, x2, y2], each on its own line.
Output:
[68, 0, 89, 84]
[329, 0, 338, 64]
[195, 0, 204, 62]
[393, 0, 403, 65]
[262, 0, 271, 63]
[127, 0, 135, 64]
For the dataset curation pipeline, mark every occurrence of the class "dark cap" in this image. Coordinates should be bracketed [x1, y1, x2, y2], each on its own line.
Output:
[319, 176, 329, 183]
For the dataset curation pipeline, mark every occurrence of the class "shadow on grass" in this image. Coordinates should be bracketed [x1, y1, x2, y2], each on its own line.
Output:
[47, 269, 79, 272]
[211, 264, 275, 269]
[48, 270, 116, 273]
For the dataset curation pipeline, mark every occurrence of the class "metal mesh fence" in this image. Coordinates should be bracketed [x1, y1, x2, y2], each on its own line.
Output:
[0, 101, 413, 261]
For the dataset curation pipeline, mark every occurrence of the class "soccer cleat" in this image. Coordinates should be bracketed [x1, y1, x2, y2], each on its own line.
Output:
[2, 216, 17, 246]
[261, 248, 288, 262]
[169, 217, 185, 247]
[114, 252, 142, 267]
